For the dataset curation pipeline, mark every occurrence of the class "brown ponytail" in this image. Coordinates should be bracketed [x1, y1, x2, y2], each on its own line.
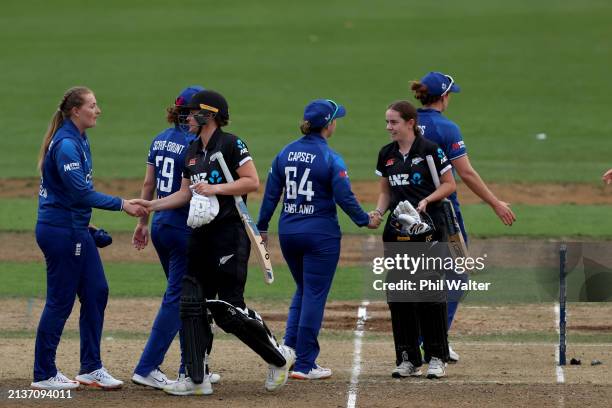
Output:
[38, 86, 93, 173]
[299, 120, 323, 135]
[410, 81, 441, 106]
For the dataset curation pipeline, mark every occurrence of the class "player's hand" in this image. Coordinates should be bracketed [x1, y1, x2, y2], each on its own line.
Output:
[602, 169, 612, 185]
[416, 198, 428, 213]
[193, 181, 221, 196]
[492, 201, 516, 226]
[367, 211, 382, 229]
[122, 199, 148, 217]
[132, 223, 149, 250]
[261, 232, 269, 248]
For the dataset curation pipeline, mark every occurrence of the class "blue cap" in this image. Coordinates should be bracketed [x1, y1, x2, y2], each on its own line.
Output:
[303, 99, 346, 128]
[420, 72, 460, 96]
[175, 85, 205, 107]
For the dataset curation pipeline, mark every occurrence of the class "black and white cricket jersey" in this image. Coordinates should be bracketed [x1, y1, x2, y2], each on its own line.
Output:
[183, 128, 252, 226]
[375, 135, 452, 213]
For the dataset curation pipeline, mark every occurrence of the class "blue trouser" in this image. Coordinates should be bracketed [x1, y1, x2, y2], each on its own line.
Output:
[280, 233, 340, 373]
[34, 223, 108, 381]
[134, 223, 189, 377]
[447, 206, 468, 329]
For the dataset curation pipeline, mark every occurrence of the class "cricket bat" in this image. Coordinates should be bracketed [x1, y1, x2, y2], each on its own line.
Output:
[425, 155, 468, 259]
[210, 152, 274, 284]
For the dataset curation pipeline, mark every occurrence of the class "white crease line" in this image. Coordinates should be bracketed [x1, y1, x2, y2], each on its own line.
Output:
[347, 300, 369, 408]
[554, 303, 565, 384]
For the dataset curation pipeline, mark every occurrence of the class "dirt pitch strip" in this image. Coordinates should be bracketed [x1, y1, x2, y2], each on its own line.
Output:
[1, 299, 611, 407]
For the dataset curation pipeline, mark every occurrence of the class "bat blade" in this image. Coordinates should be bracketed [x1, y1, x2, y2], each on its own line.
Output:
[236, 201, 274, 284]
[210, 151, 274, 284]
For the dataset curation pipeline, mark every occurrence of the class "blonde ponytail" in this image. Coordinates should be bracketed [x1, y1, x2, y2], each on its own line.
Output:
[37, 86, 93, 173]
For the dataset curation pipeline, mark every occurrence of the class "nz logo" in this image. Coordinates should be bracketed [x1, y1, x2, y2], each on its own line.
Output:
[437, 148, 448, 164]
[410, 172, 423, 185]
[237, 139, 249, 155]
[208, 170, 222, 184]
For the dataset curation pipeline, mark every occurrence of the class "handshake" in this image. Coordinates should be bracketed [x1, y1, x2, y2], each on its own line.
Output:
[367, 201, 429, 232]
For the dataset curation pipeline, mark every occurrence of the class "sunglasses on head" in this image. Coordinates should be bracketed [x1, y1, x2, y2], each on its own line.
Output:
[440, 75, 454, 97]
[326, 99, 339, 126]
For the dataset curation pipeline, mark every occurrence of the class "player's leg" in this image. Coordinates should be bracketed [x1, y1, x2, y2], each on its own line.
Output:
[31, 224, 80, 389]
[388, 302, 422, 378]
[446, 204, 467, 362]
[211, 222, 293, 391]
[133, 223, 189, 389]
[419, 301, 449, 379]
[278, 233, 306, 350]
[289, 234, 339, 380]
[74, 230, 123, 389]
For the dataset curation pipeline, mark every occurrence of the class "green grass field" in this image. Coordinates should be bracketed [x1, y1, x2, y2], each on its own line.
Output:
[1, 0, 611, 181]
[2, 198, 612, 238]
[0, 260, 597, 304]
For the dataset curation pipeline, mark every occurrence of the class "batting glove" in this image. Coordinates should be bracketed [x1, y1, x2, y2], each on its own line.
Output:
[187, 193, 220, 228]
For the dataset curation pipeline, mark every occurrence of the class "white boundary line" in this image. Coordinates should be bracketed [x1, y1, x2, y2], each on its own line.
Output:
[346, 300, 368, 408]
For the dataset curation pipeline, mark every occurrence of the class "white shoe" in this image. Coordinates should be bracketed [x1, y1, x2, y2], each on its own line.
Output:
[426, 357, 446, 379]
[75, 367, 123, 389]
[291, 364, 332, 380]
[391, 361, 422, 378]
[163, 374, 212, 396]
[31, 371, 80, 390]
[448, 345, 459, 363]
[132, 368, 175, 390]
[265, 345, 296, 392]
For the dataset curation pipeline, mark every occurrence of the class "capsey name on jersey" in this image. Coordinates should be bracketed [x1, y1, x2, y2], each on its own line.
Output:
[288, 152, 317, 163]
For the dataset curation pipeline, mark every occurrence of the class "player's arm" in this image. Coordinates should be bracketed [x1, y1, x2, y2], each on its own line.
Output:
[145, 178, 192, 211]
[374, 177, 391, 215]
[133, 164, 156, 250]
[256, 156, 284, 234]
[55, 139, 122, 210]
[330, 155, 370, 227]
[602, 168, 612, 184]
[452, 155, 515, 226]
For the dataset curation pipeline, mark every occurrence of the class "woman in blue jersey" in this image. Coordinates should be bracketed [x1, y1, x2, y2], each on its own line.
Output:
[32, 86, 146, 390]
[130, 86, 220, 389]
[257, 99, 376, 380]
[411, 72, 516, 362]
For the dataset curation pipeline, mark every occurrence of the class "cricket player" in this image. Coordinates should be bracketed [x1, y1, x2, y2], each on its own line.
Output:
[133, 90, 295, 396]
[372, 100, 456, 379]
[257, 99, 375, 380]
[131, 86, 220, 389]
[411, 71, 516, 361]
[32, 87, 146, 390]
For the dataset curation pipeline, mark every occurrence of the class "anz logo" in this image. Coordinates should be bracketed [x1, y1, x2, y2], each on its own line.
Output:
[208, 170, 223, 184]
[388, 174, 410, 186]
[191, 172, 208, 184]
[410, 172, 423, 185]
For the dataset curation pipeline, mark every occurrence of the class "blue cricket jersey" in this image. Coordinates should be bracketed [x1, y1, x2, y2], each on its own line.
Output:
[37, 120, 122, 229]
[146, 126, 196, 229]
[417, 108, 467, 208]
[257, 133, 369, 237]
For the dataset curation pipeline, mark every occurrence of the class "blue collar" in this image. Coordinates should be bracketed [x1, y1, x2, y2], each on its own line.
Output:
[303, 133, 327, 144]
[60, 119, 87, 138]
[417, 108, 441, 114]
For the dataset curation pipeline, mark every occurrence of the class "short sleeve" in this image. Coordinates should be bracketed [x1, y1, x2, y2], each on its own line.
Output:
[432, 146, 453, 177]
[375, 147, 387, 177]
[446, 123, 467, 161]
[230, 136, 253, 169]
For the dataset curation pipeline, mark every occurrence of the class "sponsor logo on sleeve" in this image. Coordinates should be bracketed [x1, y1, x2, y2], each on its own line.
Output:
[63, 162, 81, 172]
[451, 141, 465, 151]
[339, 170, 348, 178]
